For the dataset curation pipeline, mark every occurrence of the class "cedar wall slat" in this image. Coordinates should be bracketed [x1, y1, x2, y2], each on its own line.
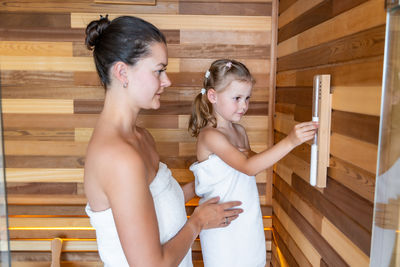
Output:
[0, 1, 273, 266]
[273, 0, 385, 266]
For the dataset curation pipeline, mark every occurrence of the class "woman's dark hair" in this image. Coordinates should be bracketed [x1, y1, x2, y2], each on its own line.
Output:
[188, 59, 255, 137]
[85, 15, 166, 89]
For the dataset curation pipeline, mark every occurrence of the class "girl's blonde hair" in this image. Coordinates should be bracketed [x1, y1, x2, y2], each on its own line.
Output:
[188, 59, 254, 137]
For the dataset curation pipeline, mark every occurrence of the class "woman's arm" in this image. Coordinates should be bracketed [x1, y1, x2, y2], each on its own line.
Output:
[200, 121, 318, 176]
[103, 148, 242, 267]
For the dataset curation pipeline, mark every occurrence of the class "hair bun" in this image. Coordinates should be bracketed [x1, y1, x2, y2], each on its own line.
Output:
[85, 15, 111, 50]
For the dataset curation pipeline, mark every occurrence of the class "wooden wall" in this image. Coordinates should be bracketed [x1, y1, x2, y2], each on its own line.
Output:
[272, 0, 386, 266]
[0, 0, 274, 265]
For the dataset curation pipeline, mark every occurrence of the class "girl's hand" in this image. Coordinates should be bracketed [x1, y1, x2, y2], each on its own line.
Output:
[287, 121, 318, 148]
[189, 197, 243, 230]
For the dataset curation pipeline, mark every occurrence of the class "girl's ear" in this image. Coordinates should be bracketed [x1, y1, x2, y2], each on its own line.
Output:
[207, 88, 217, 103]
[112, 61, 128, 86]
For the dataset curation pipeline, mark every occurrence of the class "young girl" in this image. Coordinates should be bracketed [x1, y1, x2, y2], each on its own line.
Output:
[189, 59, 318, 267]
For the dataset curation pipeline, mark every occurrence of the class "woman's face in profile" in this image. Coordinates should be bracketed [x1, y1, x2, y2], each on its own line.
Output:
[126, 42, 171, 110]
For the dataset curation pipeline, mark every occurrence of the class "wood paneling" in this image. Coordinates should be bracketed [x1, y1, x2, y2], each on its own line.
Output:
[180, 30, 270, 45]
[179, 2, 272, 16]
[274, 184, 349, 266]
[331, 110, 380, 145]
[278, 0, 369, 43]
[71, 13, 272, 31]
[0, 1, 177, 13]
[274, 0, 385, 265]
[291, 173, 371, 255]
[278, 0, 323, 29]
[273, 215, 312, 267]
[277, 0, 386, 58]
[277, 25, 386, 72]
[1, 1, 273, 265]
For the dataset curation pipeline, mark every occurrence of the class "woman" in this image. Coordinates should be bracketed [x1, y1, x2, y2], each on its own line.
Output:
[83, 15, 243, 267]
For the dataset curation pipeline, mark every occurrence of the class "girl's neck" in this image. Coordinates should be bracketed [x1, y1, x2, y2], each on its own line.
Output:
[214, 113, 234, 130]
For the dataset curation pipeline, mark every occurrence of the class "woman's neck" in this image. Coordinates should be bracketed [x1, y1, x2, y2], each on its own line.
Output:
[100, 87, 140, 135]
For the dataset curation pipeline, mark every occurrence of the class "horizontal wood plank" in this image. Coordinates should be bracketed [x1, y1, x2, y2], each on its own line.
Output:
[7, 194, 87, 205]
[328, 156, 375, 202]
[330, 133, 377, 173]
[0, 1, 177, 13]
[332, 86, 381, 116]
[6, 169, 84, 183]
[71, 13, 272, 31]
[2, 99, 74, 114]
[180, 30, 270, 45]
[0, 27, 84, 42]
[2, 86, 104, 100]
[276, 56, 384, 87]
[0, 41, 73, 57]
[7, 182, 78, 195]
[179, 2, 272, 16]
[0, 12, 70, 28]
[1, 71, 74, 86]
[331, 110, 380, 145]
[4, 129, 74, 141]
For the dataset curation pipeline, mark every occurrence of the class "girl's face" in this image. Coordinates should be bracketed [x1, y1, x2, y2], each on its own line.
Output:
[211, 80, 252, 123]
[127, 42, 171, 110]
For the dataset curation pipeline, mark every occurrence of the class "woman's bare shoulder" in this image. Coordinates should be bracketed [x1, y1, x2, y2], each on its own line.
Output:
[86, 135, 145, 185]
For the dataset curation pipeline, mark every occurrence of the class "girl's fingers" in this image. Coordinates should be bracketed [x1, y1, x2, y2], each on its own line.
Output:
[296, 121, 317, 128]
[297, 124, 318, 133]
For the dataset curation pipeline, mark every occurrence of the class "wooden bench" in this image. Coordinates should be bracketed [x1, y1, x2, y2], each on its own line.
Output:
[8, 194, 273, 266]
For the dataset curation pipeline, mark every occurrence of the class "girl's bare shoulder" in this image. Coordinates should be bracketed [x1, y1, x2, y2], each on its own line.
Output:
[198, 126, 227, 143]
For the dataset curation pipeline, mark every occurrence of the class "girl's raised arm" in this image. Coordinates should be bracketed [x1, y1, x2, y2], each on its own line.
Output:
[200, 121, 318, 176]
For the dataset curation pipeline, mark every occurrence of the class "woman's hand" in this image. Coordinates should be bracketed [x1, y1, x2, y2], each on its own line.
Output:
[286, 121, 318, 148]
[189, 197, 243, 231]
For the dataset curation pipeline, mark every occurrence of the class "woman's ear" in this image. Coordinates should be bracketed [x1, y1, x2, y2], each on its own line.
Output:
[112, 61, 128, 86]
[207, 88, 217, 103]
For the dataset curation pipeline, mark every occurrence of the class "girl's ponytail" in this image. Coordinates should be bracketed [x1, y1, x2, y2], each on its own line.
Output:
[188, 91, 216, 137]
